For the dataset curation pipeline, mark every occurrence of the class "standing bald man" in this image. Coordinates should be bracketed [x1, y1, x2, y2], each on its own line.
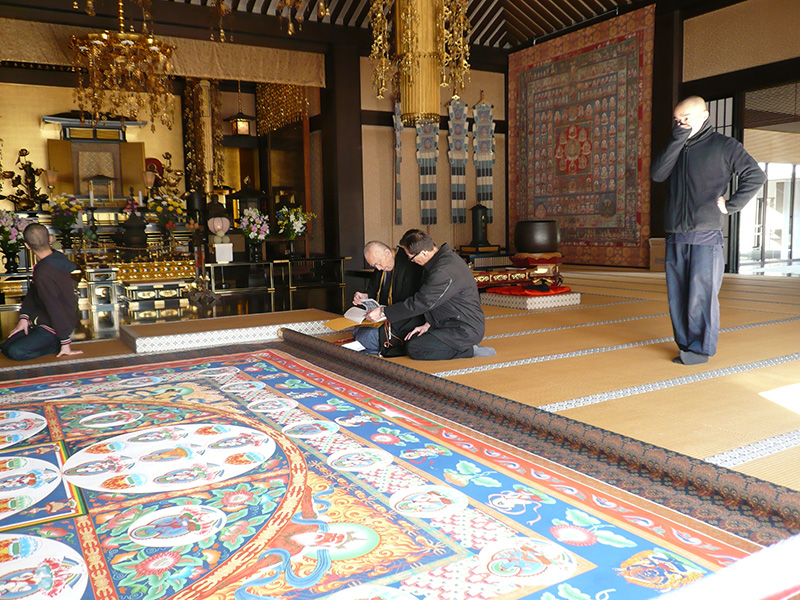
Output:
[651, 96, 765, 365]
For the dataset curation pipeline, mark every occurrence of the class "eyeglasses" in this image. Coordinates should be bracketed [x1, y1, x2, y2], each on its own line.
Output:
[406, 250, 421, 261]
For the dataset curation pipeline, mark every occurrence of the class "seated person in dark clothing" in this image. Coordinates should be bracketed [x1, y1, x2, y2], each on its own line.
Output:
[352, 240, 425, 356]
[1, 223, 82, 361]
[365, 229, 495, 361]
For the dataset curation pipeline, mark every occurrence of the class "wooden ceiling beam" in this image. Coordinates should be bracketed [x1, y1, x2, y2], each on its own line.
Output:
[485, 19, 509, 48]
[503, 14, 537, 45]
[469, 0, 502, 41]
[534, 0, 584, 24]
[526, 0, 568, 30]
[470, 9, 504, 46]
[342, 0, 369, 27]
[502, 0, 550, 37]
[329, 0, 349, 24]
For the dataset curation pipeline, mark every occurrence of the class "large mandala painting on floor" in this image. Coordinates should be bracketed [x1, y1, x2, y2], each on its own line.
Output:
[0, 349, 760, 599]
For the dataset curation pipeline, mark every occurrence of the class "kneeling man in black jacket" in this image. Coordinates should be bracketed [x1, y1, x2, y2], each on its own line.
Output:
[365, 229, 495, 361]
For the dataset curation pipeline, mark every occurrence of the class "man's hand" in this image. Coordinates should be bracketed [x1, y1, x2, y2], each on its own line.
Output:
[57, 344, 83, 358]
[364, 306, 383, 322]
[717, 196, 728, 214]
[353, 291, 368, 306]
[672, 120, 693, 139]
[404, 322, 430, 341]
[6, 319, 29, 339]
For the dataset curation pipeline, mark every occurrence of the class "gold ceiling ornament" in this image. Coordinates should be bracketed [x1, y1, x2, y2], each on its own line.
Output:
[367, 0, 392, 99]
[368, 0, 471, 125]
[437, 0, 471, 93]
[256, 83, 308, 136]
[211, 0, 233, 42]
[276, 0, 304, 36]
[70, 0, 176, 132]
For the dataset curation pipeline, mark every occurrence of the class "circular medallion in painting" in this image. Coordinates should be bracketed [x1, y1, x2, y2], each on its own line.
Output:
[478, 537, 577, 585]
[0, 411, 47, 450]
[295, 523, 380, 561]
[389, 485, 468, 519]
[62, 424, 276, 494]
[0, 533, 89, 599]
[127, 504, 227, 548]
[327, 448, 393, 472]
[79, 410, 143, 429]
[0, 458, 62, 523]
[282, 420, 339, 439]
[220, 380, 266, 394]
[247, 397, 298, 414]
[23, 387, 75, 401]
[116, 376, 165, 388]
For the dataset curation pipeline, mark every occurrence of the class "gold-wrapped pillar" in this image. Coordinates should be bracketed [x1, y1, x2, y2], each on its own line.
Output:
[396, 0, 439, 125]
[199, 80, 214, 194]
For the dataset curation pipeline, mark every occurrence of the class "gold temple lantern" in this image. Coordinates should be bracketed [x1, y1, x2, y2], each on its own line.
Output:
[396, 0, 438, 125]
[369, 0, 471, 126]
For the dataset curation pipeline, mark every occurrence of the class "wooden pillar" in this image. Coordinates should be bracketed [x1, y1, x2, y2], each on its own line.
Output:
[650, 7, 684, 239]
[320, 43, 364, 262]
[302, 111, 312, 258]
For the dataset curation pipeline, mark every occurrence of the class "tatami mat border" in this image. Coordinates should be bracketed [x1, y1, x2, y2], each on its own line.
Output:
[483, 312, 669, 340]
[435, 315, 800, 376]
[707, 430, 800, 468]
[540, 353, 800, 412]
[278, 329, 800, 534]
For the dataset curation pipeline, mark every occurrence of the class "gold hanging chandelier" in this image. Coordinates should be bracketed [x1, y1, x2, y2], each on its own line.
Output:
[369, 0, 471, 125]
[70, 0, 176, 131]
[256, 83, 308, 135]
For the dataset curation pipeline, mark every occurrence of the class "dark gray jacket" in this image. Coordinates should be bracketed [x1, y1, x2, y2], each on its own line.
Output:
[651, 119, 765, 233]
[383, 243, 484, 351]
[20, 251, 78, 344]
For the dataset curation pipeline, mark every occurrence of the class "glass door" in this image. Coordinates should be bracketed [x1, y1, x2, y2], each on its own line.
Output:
[738, 162, 798, 274]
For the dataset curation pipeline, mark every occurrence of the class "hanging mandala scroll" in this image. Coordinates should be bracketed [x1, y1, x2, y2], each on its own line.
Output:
[447, 97, 469, 224]
[393, 100, 404, 225]
[415, 121, 439, 225]
[472, 96, 496, 223]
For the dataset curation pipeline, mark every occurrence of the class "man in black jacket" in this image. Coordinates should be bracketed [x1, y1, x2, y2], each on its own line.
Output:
[1, 223, 82, 361]
[651, 96, 765, 365]
[351, 240, 425, 356]
[366, 229, 495, 361]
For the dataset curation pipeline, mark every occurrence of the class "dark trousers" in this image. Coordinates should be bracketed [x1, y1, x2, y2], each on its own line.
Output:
[665, 242, 724, 357]
[1, 327, 61, 361]
[406, 332, 473, 361]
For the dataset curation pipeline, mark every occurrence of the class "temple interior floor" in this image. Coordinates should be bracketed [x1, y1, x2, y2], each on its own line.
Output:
[2, 266, 799, 493]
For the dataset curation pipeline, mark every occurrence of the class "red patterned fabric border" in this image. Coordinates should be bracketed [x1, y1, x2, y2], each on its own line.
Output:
[508, 6, 654, 267]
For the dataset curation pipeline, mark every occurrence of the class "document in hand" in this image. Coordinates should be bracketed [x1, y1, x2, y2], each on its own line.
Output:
[324, 301, 385, 331]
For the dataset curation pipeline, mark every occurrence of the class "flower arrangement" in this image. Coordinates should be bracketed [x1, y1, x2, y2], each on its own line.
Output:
[48, 194, 83, 231]
[239, 208, 269, 242]
[147, 195, 186, 230]
[0, 210, 29, 255]
[276, 206, 316, 240]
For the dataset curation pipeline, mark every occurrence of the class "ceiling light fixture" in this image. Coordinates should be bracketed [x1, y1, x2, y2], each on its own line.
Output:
[70, 0, 176, 131]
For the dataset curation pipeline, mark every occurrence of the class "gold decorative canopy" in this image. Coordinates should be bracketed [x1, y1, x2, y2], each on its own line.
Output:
[369, 0, 471, 125]
[70, 0, 176, 131]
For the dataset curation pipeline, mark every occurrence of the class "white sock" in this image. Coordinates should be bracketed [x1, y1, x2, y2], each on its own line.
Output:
[472, 345, 496, 357]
